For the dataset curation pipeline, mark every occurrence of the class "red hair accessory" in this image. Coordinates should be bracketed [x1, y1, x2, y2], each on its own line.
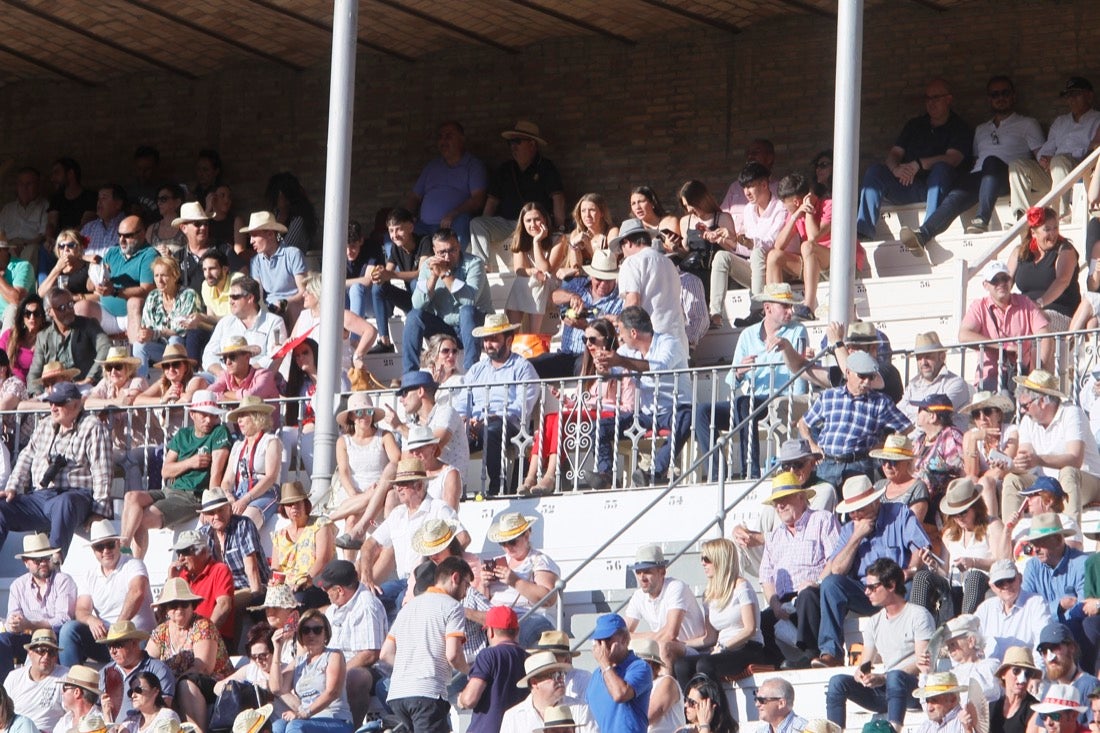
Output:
[1026, 206, 1047, 229]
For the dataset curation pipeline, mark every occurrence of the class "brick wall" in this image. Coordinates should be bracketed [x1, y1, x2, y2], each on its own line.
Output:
[0, 0, 1096, 245]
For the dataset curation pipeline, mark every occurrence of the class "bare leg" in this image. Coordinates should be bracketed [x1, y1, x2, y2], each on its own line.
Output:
[243, 506, 264, 530]
[126, 296, 143, 344]
[120, 492, 161, 559]
[176, 679, 208, 730]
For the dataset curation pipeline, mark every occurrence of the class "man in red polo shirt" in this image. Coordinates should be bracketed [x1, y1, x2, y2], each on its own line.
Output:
[169, 530, 234, 642]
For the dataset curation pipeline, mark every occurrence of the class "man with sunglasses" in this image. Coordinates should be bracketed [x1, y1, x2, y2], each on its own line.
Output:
[26, 288, 111, 395]
[1034, 684, 1091, 733]
[201, 276, 287, 376]
[167, 530, 234, 642]
[81, 214, 156, 342]
[959, 260, 1051, 392]
[171, 201, 216, 300]
[974, 559, 1051, 661]
[3, 628, 67, 733]
[94, 621, 173, 721]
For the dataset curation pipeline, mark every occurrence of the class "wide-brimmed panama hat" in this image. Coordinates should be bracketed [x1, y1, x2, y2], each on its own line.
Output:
[472, 312, 521, 338]
[939, 478, 983, 516]
[240, 211, 288, 234]
[278, 481, 310, 506]
[336, 392, 385, 428]
[1025, 512, 1075, 541]
[64, 665, 101, 695]
[225, 395, 275, 422]
[411, 518, 458, 556]
[761, 471, 816, 505]
[582, 249, 619, 280]
[393, 457, 428, 483]
[95, 345, 141, 368]
[188, 389, 225, 417]
[405, 424, 440, 451]
[217, 335, 262, 358]
[753, 282, 802, 306]
[1014, 369, 1067, 400]
[89, 519, 121, 543]
[23, 628, 62, 651]
[961, 390, 1014, 416]
[41, 361, 80, 381]
[488, 512, 537, 543]
[17, 533, 59, 559]
[500, 120, 548, 146]
[96, 620, 150, 644]
[535, 706, 577, 730]
[200, 488, 231, 512]
[171, 201, 211, 227]
[232, 704, 275, 733]
[629, 638, 662, 665]
[911, 671, 966, 700]
[516, 650, 573, 688]
[912, 331, 946, 355]
[153, 343, 198, 369]
[152, 577, 204, 607]
[844, 321, 878, 344]
[529, 629, 581, 657]
[868, 434, 916, 461]
[247, 583, 298, 611]
[777, 438, 821, 463]
[835, 475, 886, 514]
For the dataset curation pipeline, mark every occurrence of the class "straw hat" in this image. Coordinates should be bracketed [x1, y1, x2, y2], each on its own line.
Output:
[535, 706, 577, 730]
[868, 434, 915, 461]
[961, 390, 1014, 416]
[405, 424, 440, 451]
[171, 201, 211, 227]
[16, 533, 59, 559]
[232, 705, 275, 733]
[41, 360, 80, 381]
[500, 120, 548, 146]
[152, 720, 199, 733]
[912, 332, 946, 355]
[472, 312, 521, 338]
[393, 457, 428, 483]
[216, 335, 261, 358]
[153, 343, 198, 369]
[78, 713, 109, 733]
[247, 583, 298, 611]
[240, 211, 288, 234]
[411, 518, 458, 556]
[529, 629, 581, 657]
[995, 646, 1041, 677]
[23, 628, 61, 651]
[188, 389, 225, 417]
[753, 282, 802, 306]
[153, 577, 203, 607]
[96, 620, 150, 644]
[844, 321, 878, 344]
[629, 638, 662, 665]
[487, 512, 537, 543]
[1025, 512, 1075, 541]
[278, 481, 309, 506]
[95, 345, 140, 368]
[582, 249, 619, 280]
[761, 470, 816, 505]
[63, 665, 101, 695]
[200, 488, 231, 512]
[225, 395, 275, 422]
[1013, 369, 1067, 400]
[912, 671, 966, 699]
[834, 475, 886, 514]
[802, 722, 841, 733]
[516, 650, 572, 688]
[939, 478, 983, 516]
[89, 519, 121, 543]
[336, 392, 385, 428]
[1032, 683, 1088, 714]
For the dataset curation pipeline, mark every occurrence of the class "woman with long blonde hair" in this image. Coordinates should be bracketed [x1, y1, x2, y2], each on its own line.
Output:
[674, 537, 765, 688]
[560, 193, 618, 278]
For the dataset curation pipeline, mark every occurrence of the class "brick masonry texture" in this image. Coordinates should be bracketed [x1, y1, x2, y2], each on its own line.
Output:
[0, 0, 1097, 249]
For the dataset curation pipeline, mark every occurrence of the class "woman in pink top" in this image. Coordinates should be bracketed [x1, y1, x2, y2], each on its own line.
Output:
[0, 294, 45, 382]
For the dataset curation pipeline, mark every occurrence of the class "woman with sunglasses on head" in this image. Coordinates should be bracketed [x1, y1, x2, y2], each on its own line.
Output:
[673, 538, 765, 690]
[1009, 205, 1081, 333]
[675, 674, 738, 733]
[960, 391, 1018, 517]
[146, 185, 187, 257]
[269, 610, 353, 733]
[118, 672, 179, 733]
[38, 230, 91, 301]
[146, 579, 232, 731]
[0, 294, 45, 383]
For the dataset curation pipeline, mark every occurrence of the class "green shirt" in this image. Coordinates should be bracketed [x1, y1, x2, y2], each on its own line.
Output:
[0, 258, 34, 320]
[167, 423, 231, 494]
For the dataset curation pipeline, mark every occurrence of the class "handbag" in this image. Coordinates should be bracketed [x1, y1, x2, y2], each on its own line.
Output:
[210, 679, 271, 733]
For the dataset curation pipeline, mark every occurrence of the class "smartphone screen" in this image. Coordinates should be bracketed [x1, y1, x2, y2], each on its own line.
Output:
[281, 610, 299, 638]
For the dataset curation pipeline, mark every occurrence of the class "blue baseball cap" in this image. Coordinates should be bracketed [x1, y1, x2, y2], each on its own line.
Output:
[591, 613, 627, 641]
[396, 370, 437, 396]
[1020, 476, 1064, 498]
[43, 382, 82, 404]
[1037, 622, 1075, 649]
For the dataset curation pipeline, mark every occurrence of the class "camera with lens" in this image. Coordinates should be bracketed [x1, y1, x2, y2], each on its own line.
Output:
[40, 454, 68, 489]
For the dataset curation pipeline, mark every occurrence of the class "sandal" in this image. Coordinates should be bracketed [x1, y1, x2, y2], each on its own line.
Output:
[334, 533, 363, 550]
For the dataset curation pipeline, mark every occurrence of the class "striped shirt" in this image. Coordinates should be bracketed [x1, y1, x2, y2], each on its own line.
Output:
[200, 514, 270, 591]
[325, 584, 388, 661]
[386, 587, 467, 701]
[6, 411, 113, 511]
[7, 571, 77, 629]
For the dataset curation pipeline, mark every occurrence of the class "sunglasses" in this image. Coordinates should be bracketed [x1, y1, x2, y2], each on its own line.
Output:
[753, 694, 782, 704]
[104, 363, 127, 372]
[128, 687, 150, 697]
[162, 362, 184, 370]
[118, 231, 141, 239]
[92, 541, 118, 552]
[24, 309, 43, 319]
[190, 221, 210, 228]
[988, 88, 1013, 98]
[29, 646, 57, 655]
[779, 460, 806, 471]
[1039, 712, 1072, 723]
[700, 555, 712, 564]
[439, 347, 458, 355]
[220, 354, 244, 364]
[855, 372, 877, 381]
[988, 274, 1011, 286]
[685, 698, 701, 708]
[993, 577, 1018, 588]
[164, 601, 192, 610]
[56, 242, 78, 251]
[300, 624, 326, 635]
[176, 548, 195, 557]
[52, 302, 74, 313]
[501, 537, 522, 548]
[228, 293, 246, 300]
[107, 641, 129, 649]
[583, 336, 605, 345]
[863, 581, 883, 593]
[250, 651, 271, 662]
[971, 407, 1000, 419]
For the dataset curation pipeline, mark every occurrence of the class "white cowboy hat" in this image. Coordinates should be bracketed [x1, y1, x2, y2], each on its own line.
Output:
[239, 211, 287, 234]
[171, 201, 211, 227]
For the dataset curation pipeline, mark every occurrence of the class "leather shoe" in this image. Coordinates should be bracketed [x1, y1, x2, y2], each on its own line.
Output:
[810, 653, 841, 668]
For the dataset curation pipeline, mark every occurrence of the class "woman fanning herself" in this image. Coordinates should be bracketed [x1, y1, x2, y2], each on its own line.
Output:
[504, 202, 564, 332]
[960, 391, 1018, 517]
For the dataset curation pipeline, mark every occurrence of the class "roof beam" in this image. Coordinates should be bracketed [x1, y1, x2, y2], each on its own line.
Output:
[634, 0, 744, 34]
[0, 0, 198, 79]
[237, 0, 416, 63]
[369, 0, 520, 55]
[904, 0, 949, 10]
[771, 0, 837, 18]
[116, 0, 306, 71]
[0, 42, 96, 86]
[499, 0, 637, 45]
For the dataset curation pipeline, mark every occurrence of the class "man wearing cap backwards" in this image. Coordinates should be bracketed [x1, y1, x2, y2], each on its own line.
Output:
[695, 282, 809, 482]
[614, 219, 688, 350]
[403, 228, 492, 373]
[909, 672, 975, 733]
[757, 470, 840, 667]
[586, 612, 652, 733]
[797, 349, 913, 489]
[457, 605, 528, 733]
[54, 665, 103, 733]
[499, 651, 598, 733]
[808, 474, 930, 669]
[391, 370, 469, 480]
[120, 390, 231, 559]
[0, 381, 113, 557]
[1001, 370, 1100, 524]
[26, 288, 111, 395]
[0, 534, 77, 680]
[530, 248, 624, 379]
[95, 620, 174, 721]
[975, 558, 1052, 660]
[900, 331, 972, 433]
[958, 260, 1051, 392]
[455, 312, 539, 496]
[1010, 76, 1100, 219]
[244, 210, 306, 322]
[381, 555, 471, 733]
[621, 544, 704, 670]
[825, 558, 934, 730]
[469, 120, 567, 266]
[201, 275, 288, 376]
[4, 628, 68, 732]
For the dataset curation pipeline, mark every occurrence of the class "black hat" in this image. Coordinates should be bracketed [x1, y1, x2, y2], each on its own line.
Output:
[1061, 77, 1094, 96]
[317, 559, 358, 589]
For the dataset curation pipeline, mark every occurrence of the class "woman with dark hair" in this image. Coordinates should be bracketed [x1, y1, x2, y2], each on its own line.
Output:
[810, 149, 833, 198]
[265, 172, 318, 252]
[628, 186, 680, 243]
[207, 184, 249, 262]
[283, 338, 325, 476]
[1009, 205, 1080, 332]
[147, 184, 187, 256]
[271, 482, 334, 609]
[505, 202, 564, 332]
[912, 395, 965, 502]
[214, 622, 281, 702]
[119, 671, 179, 733]
[676, 674, 738, 733]
[0, 294, 45, 382]
[269, 609, 353, 733]
[678, 180, 741, 328]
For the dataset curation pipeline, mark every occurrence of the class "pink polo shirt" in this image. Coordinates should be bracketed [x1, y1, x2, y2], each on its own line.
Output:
[961, 294, 1049, 384]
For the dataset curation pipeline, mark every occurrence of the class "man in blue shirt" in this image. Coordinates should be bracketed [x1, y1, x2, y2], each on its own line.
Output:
[806, 475, 931, 668]
[1022, 513, 1087, 640]
[403, 121, 488, 250]
[455, 313, 538, 496]
[695, 282, 808, 481]
[245, 210, 306, 323]
[586, 613, 651, 733]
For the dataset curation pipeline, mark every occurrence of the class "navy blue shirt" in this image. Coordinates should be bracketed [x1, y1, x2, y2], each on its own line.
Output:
[467, 642, 528, 733]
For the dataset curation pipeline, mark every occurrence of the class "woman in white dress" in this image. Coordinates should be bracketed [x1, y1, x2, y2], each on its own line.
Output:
[504, 203, 564, 333]
[330, 393, 399, 550]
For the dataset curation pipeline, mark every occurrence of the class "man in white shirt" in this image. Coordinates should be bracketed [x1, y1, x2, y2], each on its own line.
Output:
[720, 139, 777, 232]
[910, 672, 973, 733]
[0, 166, 48, 265]
[5, 628, 67, 733]
[613, 219, 687, 350]
[899, 332, 973, 432]
[623, 544, 705, 670]
[499, 652, 597, 733]
[974, 559, 1051, 660]
[200, 275, 287, 374]
[739, 162, 789, 299]
[1010, 76, 1100, 218]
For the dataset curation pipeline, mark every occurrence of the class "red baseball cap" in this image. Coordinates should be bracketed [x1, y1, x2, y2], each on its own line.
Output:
[485, 606, 519, 630]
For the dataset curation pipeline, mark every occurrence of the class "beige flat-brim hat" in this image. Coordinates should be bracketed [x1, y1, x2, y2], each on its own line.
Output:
[171, 201, 211, 227]
[240, 211, 288, 234]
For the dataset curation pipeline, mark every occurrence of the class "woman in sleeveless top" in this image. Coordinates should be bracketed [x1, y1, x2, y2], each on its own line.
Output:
[272, 482, 334, 609]
[269, 610, 353, 733]
[222, 397, 283, 528]
[960, 391, 1018, 517]
[330, 393, 399, 548]
[871, 434, 931, 522]
[1009, 205, 1081, 332]
[633, 639, 686, 733]
[504, 202, 565, 333]
[146, 184, 188, 256]
[402, 424, 462, 509]
[559, 193, 618, 279]
[629, 185, 682, 245]
[38, 229, 91, 301]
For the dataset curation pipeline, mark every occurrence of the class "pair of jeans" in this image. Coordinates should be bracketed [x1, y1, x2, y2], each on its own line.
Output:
[58, 619, 113, 667]
[597, 406, 691, 479]
[368, 282, 414, 341]
[272, 718, 353, 733]
[0, 487, 93, 559]
[919, 156, 1010, 238]
[815, 573, 876, 659]
[401, 305, 484, 373]
[814, 457, 874, 496]
[826, 669, 920, 728]
[469, 416, 519, 496]
[856, 161, 958, 239]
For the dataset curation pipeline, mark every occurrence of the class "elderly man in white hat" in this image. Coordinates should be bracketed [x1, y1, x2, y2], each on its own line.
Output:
[622, 543, 705, 671]
[119, 390, 231, 559]
[455, 312, 539, 496]
[242, 210, 305, 321]
[529, 248, 624, 380]
[695, 282, 809, 482]
[198, 487, 269, 628]
[900, 331, 972, 432]
[200, 275, 287, 376]
[807, 474, 931, 669]
[5, 628, 68, 732]
[1001, 369, 1100, 524]
[469, 120, 567, 267]
[0, 533, 76, 680]
[499, 651, 598, 733]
